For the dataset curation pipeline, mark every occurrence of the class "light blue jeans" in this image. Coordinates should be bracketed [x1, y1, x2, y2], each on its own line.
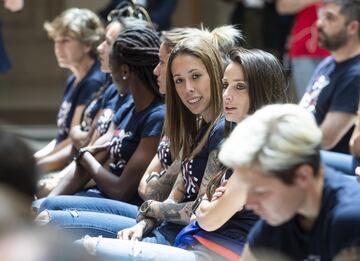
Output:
[37, 195, 183, 244]
[78, 237, 196, 261]
[292, 57, 324, 100]
[37, 196, 139, 239]
[76, 237, 227, 261]
[320, 150, 354, 176]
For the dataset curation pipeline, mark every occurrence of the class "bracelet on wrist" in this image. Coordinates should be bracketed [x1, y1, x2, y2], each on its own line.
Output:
[73, 148, 88, 162]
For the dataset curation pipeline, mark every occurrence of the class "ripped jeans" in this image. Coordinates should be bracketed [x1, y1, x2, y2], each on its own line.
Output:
[37, 195, 139, 239]
[37, 195, 183, 244]
[76, 236, 227, 261]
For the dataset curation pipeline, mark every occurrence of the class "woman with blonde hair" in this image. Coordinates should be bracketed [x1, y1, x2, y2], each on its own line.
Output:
[35, 8, 106, 172]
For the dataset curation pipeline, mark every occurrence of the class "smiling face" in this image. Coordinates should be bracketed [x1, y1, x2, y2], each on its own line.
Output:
[97, 22, 122, 73]
[53, 35, 91, 68]
[153, 43, 170, 94]
[171, 54, 212, 122]
[222, 62, 250, 123]
[235, 165, 305, 226]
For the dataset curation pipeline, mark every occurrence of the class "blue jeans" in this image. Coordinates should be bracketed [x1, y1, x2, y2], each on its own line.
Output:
[39, 195, 139, 218]
[38, 196, 139, 239]
[38, 195, 183, 244]
[292, 57, 324, 100]
[77, 236, 228, 261]
[77, 237, 197, 261]
[320, 150, 354, 176]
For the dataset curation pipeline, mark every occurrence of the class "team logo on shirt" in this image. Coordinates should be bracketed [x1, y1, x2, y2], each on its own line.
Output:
[157, 136, 171, 169]
[96, 109, 114, 135]
[181, 159, 199, 199]
[57, 101, 72, 135]
[109, 129, 132, 174]
[81, 99, 98, 131]
[299, 74, 329, 114]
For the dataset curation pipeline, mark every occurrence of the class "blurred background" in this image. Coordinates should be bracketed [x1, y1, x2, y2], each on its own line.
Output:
[0, 0, 293, 147]
[0, 0, 232, 121]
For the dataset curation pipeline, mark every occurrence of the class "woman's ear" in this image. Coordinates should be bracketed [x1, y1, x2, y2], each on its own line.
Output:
[121, 64, 130, 80]
[295, 164, 314, 188]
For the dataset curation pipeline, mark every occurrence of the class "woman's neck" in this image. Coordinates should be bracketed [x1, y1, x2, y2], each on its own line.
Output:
[131, 79, 157, 113]
[71, 56, 95, 85]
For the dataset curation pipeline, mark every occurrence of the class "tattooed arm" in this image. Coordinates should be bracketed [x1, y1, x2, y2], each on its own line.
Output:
[138, 157, 181, 201]
[196, 170, 247, 231]
[141, 149, 222, 225]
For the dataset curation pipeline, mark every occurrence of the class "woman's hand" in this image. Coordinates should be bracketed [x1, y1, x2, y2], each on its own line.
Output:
[211, 180, 228, 201]
[117, 223, 145, 241]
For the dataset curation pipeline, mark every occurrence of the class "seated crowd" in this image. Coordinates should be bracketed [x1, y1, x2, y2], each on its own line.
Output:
[1, 0, 360, 260]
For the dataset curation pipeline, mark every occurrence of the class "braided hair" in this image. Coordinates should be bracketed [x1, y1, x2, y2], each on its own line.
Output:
[111, 27, 161, 98]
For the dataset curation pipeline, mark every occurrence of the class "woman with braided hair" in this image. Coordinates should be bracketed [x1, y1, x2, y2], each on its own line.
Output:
[36, 27, 164, 234]
[79, 48, 289, 261]
[36, 16, 153, 195]
[35, 25, 242, 240]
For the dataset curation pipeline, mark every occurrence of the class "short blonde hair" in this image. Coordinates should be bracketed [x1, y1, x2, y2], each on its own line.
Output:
[44, 8, 104, 59]
[219, 104, 322, 183]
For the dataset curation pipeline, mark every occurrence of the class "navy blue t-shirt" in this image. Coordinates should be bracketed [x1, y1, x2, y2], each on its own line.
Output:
[157, 135, 172, 175]
[300, 55, 360, 153]
[108, 97, 165, 176]
[158, 117, 225, 245]
[80, 75, 113, 131]
[181, 117, 225, 201]
[101, 83, 119, 110]
[56, 60, 106, 143]
[248, 167, 360, 260]
[95, 85, 129, 136]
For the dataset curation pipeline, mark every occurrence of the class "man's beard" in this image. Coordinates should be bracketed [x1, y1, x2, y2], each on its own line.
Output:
[318, 27, 348, 51]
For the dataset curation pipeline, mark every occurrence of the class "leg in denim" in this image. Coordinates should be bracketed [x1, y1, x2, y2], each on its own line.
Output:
[38, 195, 139, 219]
[79, 237, 197, 261]
[41, 210, 137, 239]
[321, 150, 354, 176]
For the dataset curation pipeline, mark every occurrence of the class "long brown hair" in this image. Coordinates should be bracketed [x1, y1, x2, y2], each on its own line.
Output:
[208, 48, 289, 197]
[164, 37, 224, 159]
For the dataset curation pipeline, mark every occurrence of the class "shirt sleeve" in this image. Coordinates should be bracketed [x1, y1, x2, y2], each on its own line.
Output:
[141, 106, 165, 137]
[77, 79, 103, 105]
[102, 84, 119, 110]
[329, 73, 360, 115]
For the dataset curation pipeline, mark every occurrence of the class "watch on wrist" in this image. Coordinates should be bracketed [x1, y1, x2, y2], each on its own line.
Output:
[139, 200, 153, 216]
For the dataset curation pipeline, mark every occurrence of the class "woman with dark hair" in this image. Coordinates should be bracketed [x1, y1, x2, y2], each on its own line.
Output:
[36, 27, 164, 232]
[37, 34, 225, 246]
[79, 48, 288, 261]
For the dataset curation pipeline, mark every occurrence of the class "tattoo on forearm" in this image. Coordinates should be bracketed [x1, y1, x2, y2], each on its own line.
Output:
[198, 149, 222, 195]
[156, 201, 193, 225]
[142, 218, 156, 236]
[144, 160, 181, 201]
